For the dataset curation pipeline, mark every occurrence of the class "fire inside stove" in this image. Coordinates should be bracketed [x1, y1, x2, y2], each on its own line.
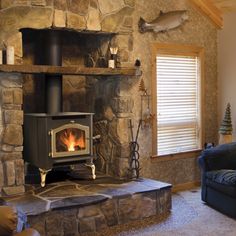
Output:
[57, 128, 86, 152]
[50, 123, 90, 158]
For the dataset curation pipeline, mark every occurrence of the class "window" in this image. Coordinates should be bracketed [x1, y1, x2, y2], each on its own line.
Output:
[151, 44, 204, 156]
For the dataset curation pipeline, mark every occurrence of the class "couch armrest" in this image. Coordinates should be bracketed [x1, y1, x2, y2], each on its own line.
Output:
[198, 155, 207, 172]
[199, 142, 236, 172]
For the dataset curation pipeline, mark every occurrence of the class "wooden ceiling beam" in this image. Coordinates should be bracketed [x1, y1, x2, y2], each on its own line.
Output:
[189, 0, 223, 28]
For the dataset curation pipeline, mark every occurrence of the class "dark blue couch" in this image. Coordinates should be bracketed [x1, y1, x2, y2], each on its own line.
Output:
[198, 142, 236, 217]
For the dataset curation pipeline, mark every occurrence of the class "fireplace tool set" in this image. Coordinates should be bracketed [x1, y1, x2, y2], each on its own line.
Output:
[128, 76, 154, 179]
[129, 119, 142, 179]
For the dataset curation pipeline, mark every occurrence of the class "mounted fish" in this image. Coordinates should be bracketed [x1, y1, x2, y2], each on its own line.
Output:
[138, 10, 188, 33]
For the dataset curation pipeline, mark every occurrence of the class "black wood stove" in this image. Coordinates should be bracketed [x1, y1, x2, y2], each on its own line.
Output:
[23, 30, 96, 187]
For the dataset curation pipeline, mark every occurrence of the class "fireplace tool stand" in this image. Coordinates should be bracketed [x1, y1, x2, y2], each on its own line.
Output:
[129, 119, 142, 179]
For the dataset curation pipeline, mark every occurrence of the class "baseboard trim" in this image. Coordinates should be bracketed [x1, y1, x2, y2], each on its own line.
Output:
[172, 181, 201, 193]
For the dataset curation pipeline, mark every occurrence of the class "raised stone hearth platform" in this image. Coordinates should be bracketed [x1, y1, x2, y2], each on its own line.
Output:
[4, 177, 171, 236]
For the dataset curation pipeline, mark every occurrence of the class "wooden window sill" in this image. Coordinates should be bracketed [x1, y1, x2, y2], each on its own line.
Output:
[150, 149, 202, 162]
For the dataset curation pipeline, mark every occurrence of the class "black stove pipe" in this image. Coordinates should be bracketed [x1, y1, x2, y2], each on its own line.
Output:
[43, 30, 62, 114]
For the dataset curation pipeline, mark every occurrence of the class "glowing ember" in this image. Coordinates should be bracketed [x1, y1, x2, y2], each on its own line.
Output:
[60, 130, 85, 151]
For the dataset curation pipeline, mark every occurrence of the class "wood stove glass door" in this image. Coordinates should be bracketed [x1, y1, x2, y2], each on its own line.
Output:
[50, 123, 90, 158]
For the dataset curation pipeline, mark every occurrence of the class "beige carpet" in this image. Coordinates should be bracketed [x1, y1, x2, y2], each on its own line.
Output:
[95, 188, 236, 236]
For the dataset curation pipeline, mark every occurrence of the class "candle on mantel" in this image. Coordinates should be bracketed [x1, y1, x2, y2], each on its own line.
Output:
[6, 46, 14, 65]
[0, 50, 2, 65]
[0, 49, 3, 65]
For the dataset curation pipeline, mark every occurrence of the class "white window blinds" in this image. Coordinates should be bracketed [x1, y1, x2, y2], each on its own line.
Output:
[156, 54, 201, 156]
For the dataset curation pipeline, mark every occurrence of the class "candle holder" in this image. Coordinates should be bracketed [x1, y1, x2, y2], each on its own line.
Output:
[108, 47, 118, 68]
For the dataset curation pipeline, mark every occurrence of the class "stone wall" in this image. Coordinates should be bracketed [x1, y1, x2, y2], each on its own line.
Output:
[0, 73, 24, 195]
[0, 0, 218, 192]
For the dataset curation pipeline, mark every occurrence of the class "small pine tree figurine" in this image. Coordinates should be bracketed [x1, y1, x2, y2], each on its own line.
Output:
[219, 103, 233, 144]
[139, 78, 147, 95]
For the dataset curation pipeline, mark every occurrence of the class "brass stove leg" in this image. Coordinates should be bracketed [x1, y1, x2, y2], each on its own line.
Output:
[85, 163, 96, 180]
[39, 168, 51, 187]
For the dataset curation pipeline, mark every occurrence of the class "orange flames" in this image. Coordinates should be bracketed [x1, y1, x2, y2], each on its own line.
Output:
[60, 130, 85, 151]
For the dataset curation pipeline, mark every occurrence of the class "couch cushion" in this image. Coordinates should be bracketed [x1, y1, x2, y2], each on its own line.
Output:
[206, 169, 236, 197]
[207, 169, 236, 185]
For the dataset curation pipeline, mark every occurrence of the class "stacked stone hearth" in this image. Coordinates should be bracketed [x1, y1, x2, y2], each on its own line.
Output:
[0, 0, 136, 196]
[4, 178, 172, 235]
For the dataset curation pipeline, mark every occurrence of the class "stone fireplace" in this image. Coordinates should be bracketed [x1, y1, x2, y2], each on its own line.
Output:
[0, 0, 136, 195]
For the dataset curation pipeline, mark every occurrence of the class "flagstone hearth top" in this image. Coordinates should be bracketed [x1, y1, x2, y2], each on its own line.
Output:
[2, 177, 171, 216]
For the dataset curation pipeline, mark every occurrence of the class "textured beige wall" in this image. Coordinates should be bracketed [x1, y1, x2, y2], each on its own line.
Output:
[218, 13, 236, 141]
[129, 0, 218, 185]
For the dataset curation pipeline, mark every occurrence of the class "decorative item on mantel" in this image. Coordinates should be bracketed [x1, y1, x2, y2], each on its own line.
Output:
[219, 103, 233, 144]
[135, 58, 142, 76]
[138, 10, 188, 34]
[0, 45, 15, 65]
[97, 48, 108, 68]
[6, 46, 14, 65]
[108, 47, 118, 69]
[0, 49, 2, 65]
[84, 53, 95, 67]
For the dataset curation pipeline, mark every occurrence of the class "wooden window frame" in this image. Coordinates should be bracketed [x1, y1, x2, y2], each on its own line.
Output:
[151, 43, 205, 158]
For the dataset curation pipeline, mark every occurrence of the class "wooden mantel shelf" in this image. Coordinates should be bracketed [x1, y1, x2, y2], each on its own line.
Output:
[0, 64, 138, 76]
